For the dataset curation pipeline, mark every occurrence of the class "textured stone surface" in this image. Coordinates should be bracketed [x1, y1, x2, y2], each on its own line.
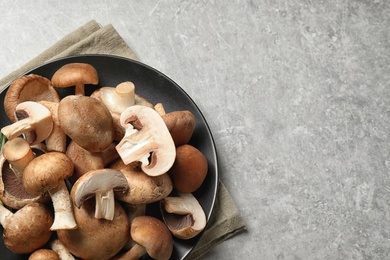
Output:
[1, 1, 390, 259]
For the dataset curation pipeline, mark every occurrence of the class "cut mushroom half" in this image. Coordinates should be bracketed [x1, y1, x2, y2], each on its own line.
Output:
[1, 101, 53, 145]
[71, 169, 128, 221]
[160, 192, 207, 239]
[116, 105, 176, 177]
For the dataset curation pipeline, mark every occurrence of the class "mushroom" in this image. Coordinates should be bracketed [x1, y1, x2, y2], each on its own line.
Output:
[1, 101, 53, 145]
[58, 95, 114, 152]
[169, 144, 208, 193]
[0, 201, 53, 254]
[116, 105, 176, 177]
[91, 81, 154, 141]
[160, 192, 207, 239]
[57, 198, 130, 260]
[0, 138, 49, 209]
[29, 249, 60, 260]
[51, 63, 98, 96]
[71, 168, 128, 221]
[3, 74, 60, 123]
[50, 239, 76, 260]
[22, 152, 77, 230]
[110, 160, 173, 205]
[114, 215, 173, 260]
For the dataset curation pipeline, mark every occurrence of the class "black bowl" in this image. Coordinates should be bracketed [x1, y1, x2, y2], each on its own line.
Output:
[0, 54, 219, 260]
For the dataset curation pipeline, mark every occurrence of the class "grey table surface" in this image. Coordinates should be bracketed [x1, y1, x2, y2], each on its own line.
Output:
[1, 1, 390, 259]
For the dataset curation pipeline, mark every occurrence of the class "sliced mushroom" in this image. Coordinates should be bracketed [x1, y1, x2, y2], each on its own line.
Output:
[29, 249, 60, 260]
[4, 74, 60, 123]
[58, 95, 114, 152]
[116, 105, 176, 177]
[114, 216, 173, 260]
[0, 201, 53, 254]
[22, 152, 77, 230]
[110, 160, 173, 205]
[57, 198, 129, 260]
[51, 63, 98, 96]
[50, 239, 76, 260]
[161, 192, 207, 239]
[0, 138, 49, 209]
[71, 168, 128, 221]
[169, 144, 208, 193]
[1, 101, 53, 145]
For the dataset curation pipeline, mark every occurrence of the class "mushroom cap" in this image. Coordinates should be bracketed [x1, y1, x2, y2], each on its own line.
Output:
[3, 203, 53, 254]
[22, 152, 74, 195]
[58, 95, 114, 152]
[51, 63, 98, 89]
[57, 198, 129, 260]
[131, 215, 173, 260]
[110, 160, 173, 204]
[162, 110, 196, 147]
[29, 249, 60, 260]
[4, 74, 60, 122]
[169, 144, 208, 193]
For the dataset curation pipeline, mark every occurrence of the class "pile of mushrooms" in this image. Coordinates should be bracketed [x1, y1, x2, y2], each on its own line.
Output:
[0, 62, 209, 259]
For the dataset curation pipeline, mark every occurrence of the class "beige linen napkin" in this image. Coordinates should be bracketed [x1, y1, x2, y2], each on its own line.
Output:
[0, 20, 246, 259]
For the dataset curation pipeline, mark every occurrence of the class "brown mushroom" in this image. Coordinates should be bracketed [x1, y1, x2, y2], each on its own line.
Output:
[22, 152, 77, 230]
[161, 192, 207, 239]
[0, 201, 53, 254]
[29, 249, 60, 260]
[110, 160, 173, 205]
[1, 101, 54, 145]
[114, 215, 173, 260]
[169, 144, 208, 193]
[0, 138, 49, 209]
[116, 105, 176, 177]
[4, 74, 60, 123]
[51, 63, 98, 96]
[57, 198, 129, 260]
[71, 168, 128, 221]
[58, 95, 114, 152]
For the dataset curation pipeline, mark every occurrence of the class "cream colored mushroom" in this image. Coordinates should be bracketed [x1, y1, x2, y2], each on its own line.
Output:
[116, 105, 176, 177]
[50, 239, 76, 260]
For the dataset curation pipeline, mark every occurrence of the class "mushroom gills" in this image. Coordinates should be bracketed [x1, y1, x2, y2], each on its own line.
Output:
[161, 209, 195, 230]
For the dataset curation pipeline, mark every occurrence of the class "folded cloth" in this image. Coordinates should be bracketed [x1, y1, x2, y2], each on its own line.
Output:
[0, 20, 246, 259]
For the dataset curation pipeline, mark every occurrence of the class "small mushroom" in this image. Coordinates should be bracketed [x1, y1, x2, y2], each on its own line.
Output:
[22, 152, 77, 230]
[58, 95, 114, 152]
[51, 63, 98, 96]
[4, 74, 60, 123]
[110, 160, 173, 205]
[161, 192, 207, 239]
[0, 201, 53, 254]
[169, 144, 208, 193]
[0, 138, 49, 209]
[116, 105, 176, 177]
[1, 101, 54, 145]
[50, 239, 76, 260]
[29, 249, 60, 260]
[71, 168, 128, 221]
[57, 198, 130, 260]
[114, 215, 173, 260]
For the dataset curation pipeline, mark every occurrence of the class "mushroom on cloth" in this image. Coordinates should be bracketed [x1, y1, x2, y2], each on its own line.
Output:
[116, 105, 176, 177]
[51, 63, 98, 96]
[22, 152, 77, 230]
[0, 201, 53, 254]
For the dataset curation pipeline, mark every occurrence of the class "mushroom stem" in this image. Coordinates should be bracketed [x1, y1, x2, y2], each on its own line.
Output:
[2, 138, 35, 180]
[116, 137, 158, 165]
[0, 201, 13, 226]
[49, 181, 77, 230]
[1, 118, 36, 140]
[75, 83, 85, 96]
[124, 244, 147, 259]
[95, 189, 115, 220]
[154, 103, 166, 116]
[51, 239, 76, 260]
[115, 82, 135, 108]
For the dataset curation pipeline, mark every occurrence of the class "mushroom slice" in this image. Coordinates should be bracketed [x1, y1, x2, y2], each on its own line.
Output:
[0, 201, 53, 254]
[114, 216, 173, 260]
[161, 192, 207, 239]
[111, 160, 173, 205]
[22, 152, 77, 230]
[1, 101, 53, 145]
[51, 63, 98, 96]
[0, 138, 49, 209]
[71, 169, 128, 221]
[116, 105, 176, 177]
[4, 74, 60, 123]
